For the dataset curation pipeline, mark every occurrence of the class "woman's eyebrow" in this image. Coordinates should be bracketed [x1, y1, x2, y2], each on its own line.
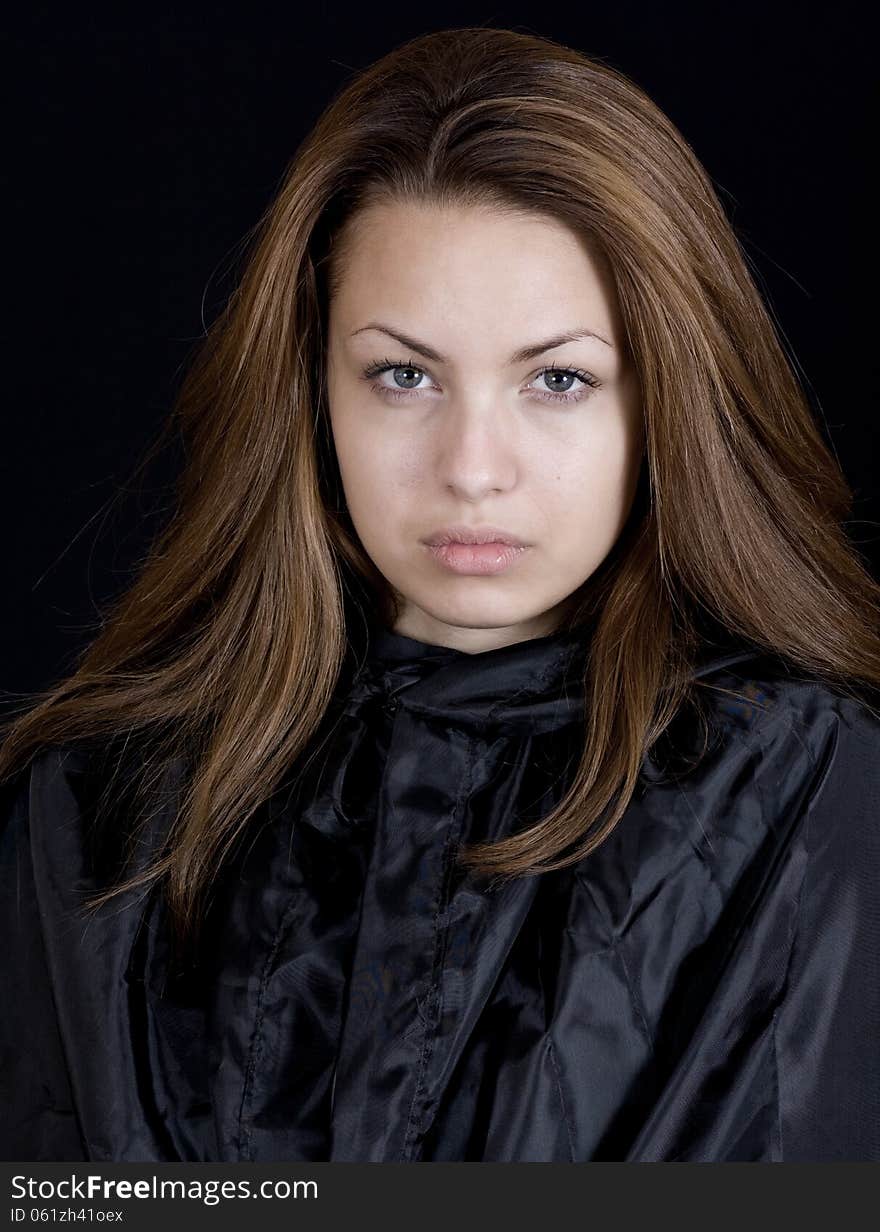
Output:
[348, 322, 614, 363]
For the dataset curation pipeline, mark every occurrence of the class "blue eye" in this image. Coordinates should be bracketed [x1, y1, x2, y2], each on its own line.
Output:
[361, 357, 602, 406]
[365, 361, 429, 396]
[529, 367, 602, 403]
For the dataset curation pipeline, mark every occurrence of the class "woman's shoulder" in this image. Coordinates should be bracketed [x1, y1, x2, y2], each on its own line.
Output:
[692, 641, 880, 753]
[688, 647, 880, 865]
[641, 643, 880, 843]
[1, 734, 188, 887]
[1, 743, 90, 839]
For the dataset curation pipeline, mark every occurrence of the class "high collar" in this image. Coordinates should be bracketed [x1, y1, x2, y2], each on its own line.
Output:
[344, 617, 590, 731]
[344, 618, 763, 732]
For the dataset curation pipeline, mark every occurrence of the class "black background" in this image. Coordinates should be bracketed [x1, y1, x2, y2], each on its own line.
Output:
[3, 3, 876, 703]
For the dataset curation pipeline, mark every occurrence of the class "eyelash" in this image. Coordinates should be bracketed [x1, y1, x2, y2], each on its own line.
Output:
[361, 356, 602, 406]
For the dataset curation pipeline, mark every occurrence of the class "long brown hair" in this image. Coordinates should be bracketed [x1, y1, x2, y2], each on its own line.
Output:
[3, 26, 878, 957]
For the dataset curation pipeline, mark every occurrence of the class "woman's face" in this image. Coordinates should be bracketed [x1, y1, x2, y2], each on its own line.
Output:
[325, 198, 645, 653]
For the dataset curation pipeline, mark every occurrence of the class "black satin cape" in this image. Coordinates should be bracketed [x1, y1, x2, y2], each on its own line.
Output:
[2, 620, 879, 1162]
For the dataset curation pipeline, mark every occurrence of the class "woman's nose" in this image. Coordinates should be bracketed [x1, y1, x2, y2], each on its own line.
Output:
[433, 401, 518, 499]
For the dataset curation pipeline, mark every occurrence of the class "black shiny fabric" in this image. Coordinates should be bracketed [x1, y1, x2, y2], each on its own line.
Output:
[2, 620, 879, 1161]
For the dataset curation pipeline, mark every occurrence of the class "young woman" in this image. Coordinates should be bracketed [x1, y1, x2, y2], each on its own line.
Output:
[1, 27, 878, 1163]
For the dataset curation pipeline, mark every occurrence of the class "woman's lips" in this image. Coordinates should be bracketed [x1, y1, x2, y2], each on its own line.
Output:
[423, 541, 531, 575]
